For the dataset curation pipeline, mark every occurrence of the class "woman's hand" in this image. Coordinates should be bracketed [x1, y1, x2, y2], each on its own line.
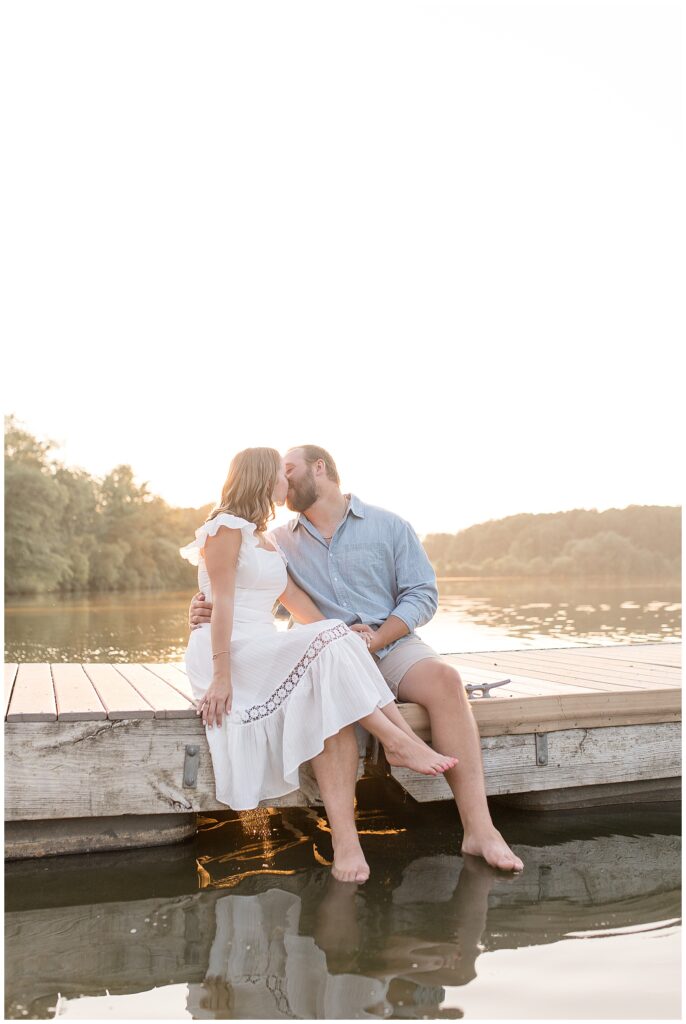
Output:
[197, 676, 233, 728]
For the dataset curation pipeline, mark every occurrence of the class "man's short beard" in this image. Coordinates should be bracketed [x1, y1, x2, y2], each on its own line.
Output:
[286, 470, 319, 512]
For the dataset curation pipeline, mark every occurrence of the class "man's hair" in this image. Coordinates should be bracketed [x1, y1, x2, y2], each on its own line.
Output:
[291, 445, 340, 485]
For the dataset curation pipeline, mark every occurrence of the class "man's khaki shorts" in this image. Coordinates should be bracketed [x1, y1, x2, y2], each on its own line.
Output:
[373, 634, 441, 699]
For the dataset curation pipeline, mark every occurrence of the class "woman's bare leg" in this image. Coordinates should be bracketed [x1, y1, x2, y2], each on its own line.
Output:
[357, 705, 458, 776]
[380, 699, 449, 751]
[309, 725, 369, 883]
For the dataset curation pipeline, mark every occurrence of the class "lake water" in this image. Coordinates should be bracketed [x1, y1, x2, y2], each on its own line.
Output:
[4, 788, 681, 1019]
[4, 579, 681, 663]
[4, 581, 681, 1019]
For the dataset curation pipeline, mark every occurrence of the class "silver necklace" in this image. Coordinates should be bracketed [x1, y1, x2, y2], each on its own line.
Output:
[321, 497, 350, 541]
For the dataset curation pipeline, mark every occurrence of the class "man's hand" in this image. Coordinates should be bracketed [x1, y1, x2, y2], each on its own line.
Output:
[350, 623, 381, 654]
[189, 591, 213, 630]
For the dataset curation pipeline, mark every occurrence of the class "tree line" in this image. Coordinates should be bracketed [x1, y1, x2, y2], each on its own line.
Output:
[5, 416, 209, 595]
[423, 506, 681, 580]
[5, 417, 681, 595]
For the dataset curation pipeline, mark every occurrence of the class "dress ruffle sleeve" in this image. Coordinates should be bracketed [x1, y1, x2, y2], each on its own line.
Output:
[179, 513, 258, 566]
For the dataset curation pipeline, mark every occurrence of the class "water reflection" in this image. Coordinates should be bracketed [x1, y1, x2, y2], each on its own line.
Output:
[4, 581, 681, 662]
[4, 790, 681, 1020]
[423, 580, 681, 653]
[4, 590, 194, 663]
[191, 888, 389, 1019]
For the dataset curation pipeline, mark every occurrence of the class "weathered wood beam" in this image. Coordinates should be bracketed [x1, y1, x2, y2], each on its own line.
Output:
[389, 721, 682, 801]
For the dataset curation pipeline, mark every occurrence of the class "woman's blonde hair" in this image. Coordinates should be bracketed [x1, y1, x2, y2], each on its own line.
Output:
[207, 447, 282, 533]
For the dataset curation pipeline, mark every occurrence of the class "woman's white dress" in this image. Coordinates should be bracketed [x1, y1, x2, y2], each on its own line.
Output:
[187, 889, 390, 1019]
[180, 513, 395, 811]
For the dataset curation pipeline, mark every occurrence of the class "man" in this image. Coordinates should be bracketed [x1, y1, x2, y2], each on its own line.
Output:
[190, 445, 523, 873]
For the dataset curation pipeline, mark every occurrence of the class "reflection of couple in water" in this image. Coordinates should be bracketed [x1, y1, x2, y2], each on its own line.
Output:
[182, 445, 523, 881]
[191, 854, 500, 1019]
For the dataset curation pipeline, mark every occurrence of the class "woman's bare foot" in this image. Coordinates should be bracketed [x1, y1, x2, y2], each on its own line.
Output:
[331, 835, 370, 883]
[314, 875, 361, 970]
[461, 827, 524, 872]
[385, 734, 458, 776]
[411, 732, 459, 762]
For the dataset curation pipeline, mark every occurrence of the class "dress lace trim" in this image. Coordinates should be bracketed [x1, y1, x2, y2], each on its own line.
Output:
[233, 975, 292, 1016]
[237, 622, 350, 724]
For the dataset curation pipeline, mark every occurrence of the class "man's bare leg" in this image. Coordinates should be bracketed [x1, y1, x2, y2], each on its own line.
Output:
[397, 660, 524, 872]
[309, 726, 369, 882]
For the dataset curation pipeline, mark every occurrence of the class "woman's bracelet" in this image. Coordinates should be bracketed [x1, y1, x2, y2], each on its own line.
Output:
[212, 650, 230, 660]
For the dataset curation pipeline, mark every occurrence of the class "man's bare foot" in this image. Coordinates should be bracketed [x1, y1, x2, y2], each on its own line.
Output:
[461, 828, 524, 872]
[385, 734, 458, 776]
[331, 836, 370, 883]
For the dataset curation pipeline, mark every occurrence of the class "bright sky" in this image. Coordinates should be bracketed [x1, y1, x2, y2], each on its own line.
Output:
[2, 1, 682, 536]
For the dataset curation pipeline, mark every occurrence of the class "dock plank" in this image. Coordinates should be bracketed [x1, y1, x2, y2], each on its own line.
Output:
[452, 656, 637, 691]
[495, 659, 683, 692]
[570, 643, 681, 668]
[114, 665, 196, 719]
[400, 686, 680, 739]
[487, 662, 681, 692]
[448, 662, 604, 698]
[448, 654, 661, 694]
[526, 662, 682, 687]
[450, 647, 675, 688]
[4, 664, 18, 719]
[142, 663, 196, 705]
[52, 664, 107, 721]
[82, 665, 155, 720]
[6, 665, 56, 722]
[478, 648, 682, 683]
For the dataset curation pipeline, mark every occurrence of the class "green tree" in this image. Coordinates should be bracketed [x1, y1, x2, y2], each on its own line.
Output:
[5, 418, 203, 595]
[423, 506, 680, 580]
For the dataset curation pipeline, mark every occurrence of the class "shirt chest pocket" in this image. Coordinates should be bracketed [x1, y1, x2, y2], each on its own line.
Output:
[334, 542, 387, 578]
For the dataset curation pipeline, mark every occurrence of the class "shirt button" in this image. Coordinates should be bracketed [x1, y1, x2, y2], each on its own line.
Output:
[334, 577, 338, 581]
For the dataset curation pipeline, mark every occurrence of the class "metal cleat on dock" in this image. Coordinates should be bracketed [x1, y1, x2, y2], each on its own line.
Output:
[465, 677, 511, 699]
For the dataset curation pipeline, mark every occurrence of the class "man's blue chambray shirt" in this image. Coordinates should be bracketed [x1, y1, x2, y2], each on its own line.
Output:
[270, 493, 438, 659]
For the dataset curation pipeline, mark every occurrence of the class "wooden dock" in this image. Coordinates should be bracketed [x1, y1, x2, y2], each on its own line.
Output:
[4, 643, 681, 859]
[389, 642, 681, 808]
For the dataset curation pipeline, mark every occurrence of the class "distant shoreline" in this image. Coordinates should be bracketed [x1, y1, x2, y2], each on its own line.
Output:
[5, 576, 681, 602]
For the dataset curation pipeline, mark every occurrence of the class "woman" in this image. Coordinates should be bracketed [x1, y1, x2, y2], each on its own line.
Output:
[181, 447, 458, 882]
